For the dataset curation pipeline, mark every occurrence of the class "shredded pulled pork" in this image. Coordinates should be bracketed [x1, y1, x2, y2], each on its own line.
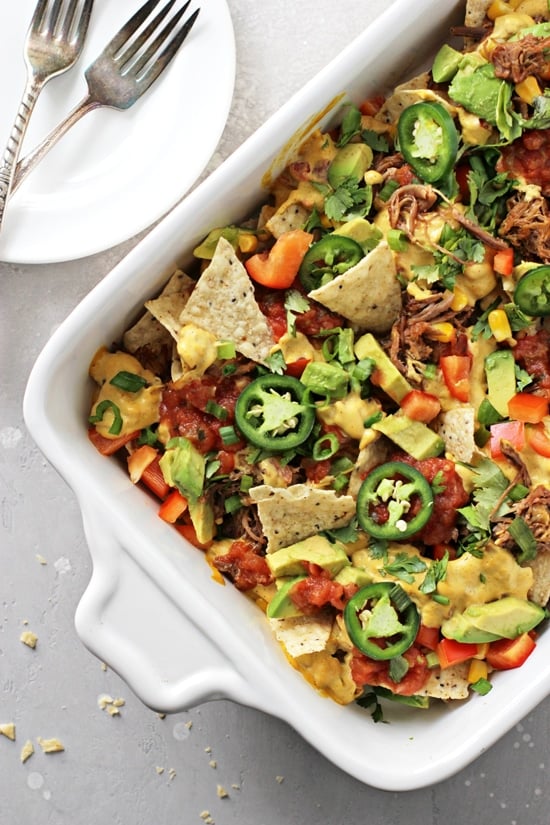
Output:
[389, 291, 470, 382]
[498, 195, 550, 262]
[387, 184, 438, 237]
[492, 35, 550, 83]
[493, 486, 550, 554]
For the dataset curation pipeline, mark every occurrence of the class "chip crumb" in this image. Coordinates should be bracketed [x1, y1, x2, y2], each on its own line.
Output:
[106, 705, 120, 717]
[204, 745, 212, 753]
[20, 740, 34, 763]
[100, 662, 108, 672]
[20, 631, 38, 649]
[157, 712, 166, 720]
[37, 737, 64, 754]
[36, 554, 47, 565]
[155, 766, 165, 775]
[276, 775, 285, 784]
[185, 720, 193, 729]
[98, 694, 125, 715]
[168, 768, 177, 780]
[199, 810, 215, 824]
[231, 783, 241, 791]
[216, 784, 229, 799]
[0, 723, 16, 741]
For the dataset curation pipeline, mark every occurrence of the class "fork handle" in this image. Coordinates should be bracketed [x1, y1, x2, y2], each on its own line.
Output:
[11, 94, 99, 196]
[0, 76, 44, 230]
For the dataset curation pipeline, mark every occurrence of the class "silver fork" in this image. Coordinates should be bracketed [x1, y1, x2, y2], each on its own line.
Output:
[0, 0, 94, 231]
[12, 0, 200, 195]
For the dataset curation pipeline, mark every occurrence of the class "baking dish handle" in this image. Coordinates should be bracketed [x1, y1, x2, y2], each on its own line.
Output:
[75, 509, 255, 714]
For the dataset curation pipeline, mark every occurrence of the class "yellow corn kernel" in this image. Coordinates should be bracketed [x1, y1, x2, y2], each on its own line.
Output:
[515, 76, 542, 105]
[426, 322, 455, 343]
[468, 658, 488, 683]
[238, 233, 258, 254]
[451, 286, 469, 312]
[487, 0, 512, 18]
[488, 308, 512, 342]
[473, 642, 490, 660]
[364, 170, 384, 186]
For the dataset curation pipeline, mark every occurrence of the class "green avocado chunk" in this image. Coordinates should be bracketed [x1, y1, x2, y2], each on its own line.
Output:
[354, 333, 413, 403]
[328, 143, 373, 189]
[334, 566, 372, 588]
[484, 349, 516, 417]
[267, 575, 307, 619]
[265, 535, 350, 578]
[442, 597, 546, 643]
[431, 44, 463, 83]
[372, 413, 445, 460]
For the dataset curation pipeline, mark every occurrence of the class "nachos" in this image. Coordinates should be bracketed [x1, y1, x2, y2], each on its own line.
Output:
[88, 0, 550, 715]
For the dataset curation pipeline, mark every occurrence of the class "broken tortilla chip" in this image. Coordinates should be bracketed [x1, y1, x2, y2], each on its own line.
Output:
[179, 237, 276, 364]
[435, 405, 477, 463]
[416, 662, 471, 700]
[269, 613, 333, 657]
[144, 271, 195, 340]
[249, 483, 355, 552]
[309, 242, 402, 334]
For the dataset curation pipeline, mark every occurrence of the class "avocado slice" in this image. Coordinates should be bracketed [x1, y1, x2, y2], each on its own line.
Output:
[432, 44, 463, 83]
[265, 535, 350, 578]
[267, 576, 307, 619]
[334, 566, 372, 588]
[354, 333, 413, 403]
[372, 413, 445, 460]
[333, 217, 382, 253]
[327, 143, 373, 189]
[484, 349, 516, 417]
[442, 597, 546, 643]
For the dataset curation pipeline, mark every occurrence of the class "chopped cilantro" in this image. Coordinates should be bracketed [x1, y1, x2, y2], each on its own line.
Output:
[324, 177, 373, 222]
[382, 553, 427, 584]
[419, 551, 448, 596]
[356, 690, 386, 723]
[337, 105, 363, 147]
[508, 516, 538, 563]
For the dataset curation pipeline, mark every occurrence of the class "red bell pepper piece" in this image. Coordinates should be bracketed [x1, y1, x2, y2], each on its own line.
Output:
[436, 637, 479, 669]
[158, 490, 188, 524]
[526, 422, 550, 457]
[493, 246, 514, 277]
[245, 229, 313, 289]
[87, 426, 140, 456]
[486, 633, 536, 670]
[439, 355, 471, 402]
[489, 420, 525, 460]
[140, 454, 170, 499]
[508, 392, 549, 424]
[400, 389, 441, 423]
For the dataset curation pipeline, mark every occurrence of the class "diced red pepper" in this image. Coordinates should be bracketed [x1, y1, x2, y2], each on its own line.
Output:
[245, 230, 313, 289]
[416, 624, 440, 651]
[400, 389, 441, 423]
[87, 426, 140, 456]
[493, 246, 514, 277]
[285, 357, 311, 378]
[140, 454, 170, 499]
[440, 355, 471, 402]
[489, 420, 525, 460]
[508, 392, 549, 423]
[158, 490, 188, 523]
[486, 633, 536, 670]
[436, 637, 479, 669]
[174, 521, 211, 550]
[526, 422, 550, 457]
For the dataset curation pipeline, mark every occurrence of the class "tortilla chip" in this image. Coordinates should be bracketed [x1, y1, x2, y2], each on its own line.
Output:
[464, 0, 492, 26]
[265, 203, 310, 239]
[178, 237, 275, 364]
[309, 242, 402, 334]
[144, 271, 195, 340]
[269, 613, 333, 657]
[249, 483, 356, 552]
[348, 435, 391, 498]
[375, 73, 431, 125]
[416, 662, 470, 700]
[435, 405, 477, 463]
[527, 552, 550, 607]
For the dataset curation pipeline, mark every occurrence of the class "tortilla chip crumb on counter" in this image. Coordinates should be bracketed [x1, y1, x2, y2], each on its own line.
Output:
[37, 737, 65, 754]
[249, 484, 355, 553]
[20, 740, 34, 763]
[0, 723, 16, 741]
[20, 630, 38, 649]
[179, 237, 276, 364]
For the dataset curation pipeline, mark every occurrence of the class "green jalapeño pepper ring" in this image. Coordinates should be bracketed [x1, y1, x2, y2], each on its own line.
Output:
[356, 460, 434, 540]
[234, 374, 315, 451]
[298, 235, 364, 292]
[344, 582, 420, 660]
[397, 101, 458, 184]
[514, 265, 550, 317]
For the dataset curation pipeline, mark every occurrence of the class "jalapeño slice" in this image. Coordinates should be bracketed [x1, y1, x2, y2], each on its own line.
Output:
[298, 235, 363, 292]
[344, 582, 420, 660]
[356, 460, 433, 540]
[397, 101, 458, 183]
[234, 374, 315, 451]
[514, 265, 550, 317]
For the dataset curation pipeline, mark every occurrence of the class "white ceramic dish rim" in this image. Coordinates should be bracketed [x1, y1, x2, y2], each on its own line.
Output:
[24, 0, 550, 791]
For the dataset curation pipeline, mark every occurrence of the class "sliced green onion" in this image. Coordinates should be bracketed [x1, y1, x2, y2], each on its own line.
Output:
[425, 651, 440, 669]
[240, 474, 254, 493]
[387, 228, 408, 252]
[224, 494, 242, 514]
[363, 411, 383, 428]
[89, 400, 123, 435]
[217, 340, 236, 360]
[205, 400, 228, 421]
[219, 425, 240, 446]
[431, 593, 450, 605]
[222, 363, 237, 376]
[471, 678, 492, 696]
[378, 179, 400, 202]
[312, 432, 340, 461]
[205, 459, 221, 479]
[389, 583, 413, 612]
[109, 371, 148, 393]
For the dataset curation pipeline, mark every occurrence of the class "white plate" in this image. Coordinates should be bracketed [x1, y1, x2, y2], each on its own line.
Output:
[0, 0, 235, 264]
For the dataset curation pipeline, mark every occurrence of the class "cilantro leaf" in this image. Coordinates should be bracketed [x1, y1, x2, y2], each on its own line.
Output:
[382, 553, 427, 584]
[337, 105, 363, 147]
[324, 177, 373, 222]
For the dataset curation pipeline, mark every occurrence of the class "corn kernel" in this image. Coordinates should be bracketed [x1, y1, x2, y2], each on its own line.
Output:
[473, 642, 490, 660]
[450, 286, 469, 311]
[238, 234, 258, 254]
[488, 308, 512, 342]
[487, 0, 512, 19]
[364, 170, 384, 186]
[426, 322, 455, 343]
[515, 76, 542, 105]
[468, 659, 488, 683]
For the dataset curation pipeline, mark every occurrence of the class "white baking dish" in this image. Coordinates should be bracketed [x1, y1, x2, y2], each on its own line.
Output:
[24, 0, 550, 791]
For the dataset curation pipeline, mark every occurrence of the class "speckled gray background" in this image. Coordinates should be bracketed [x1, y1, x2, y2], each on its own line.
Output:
[1, 1, 549, 822]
